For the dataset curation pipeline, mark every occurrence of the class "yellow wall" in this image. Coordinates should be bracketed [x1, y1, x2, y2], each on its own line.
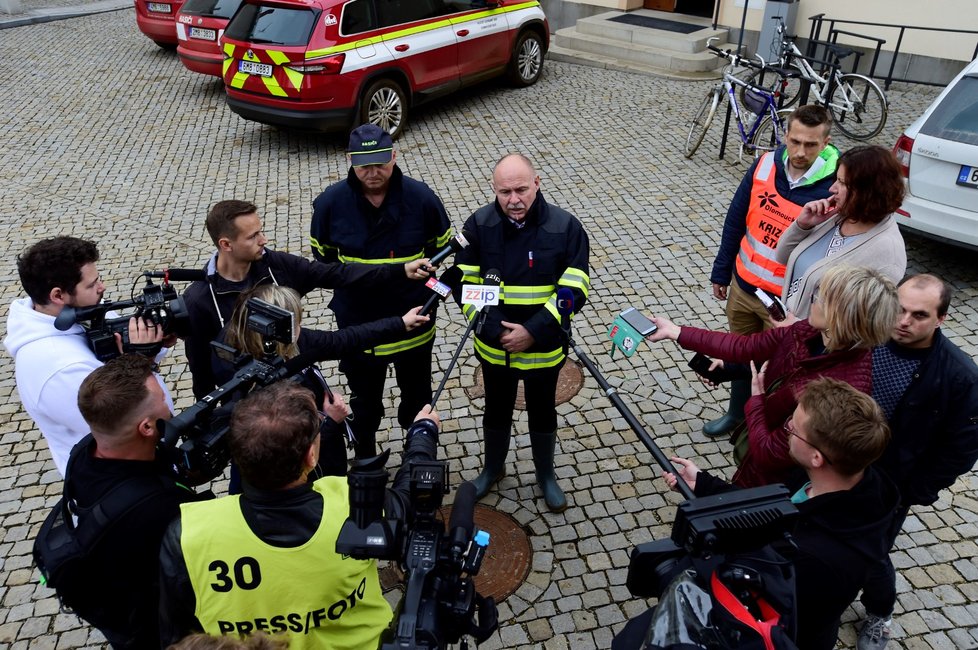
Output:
[717, 0, 978, 62]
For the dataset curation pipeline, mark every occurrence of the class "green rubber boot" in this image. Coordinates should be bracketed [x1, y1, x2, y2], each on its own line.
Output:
[472, 427, 511, 499]
[703, 378, 751, 438]
[530, 430, 567, 513]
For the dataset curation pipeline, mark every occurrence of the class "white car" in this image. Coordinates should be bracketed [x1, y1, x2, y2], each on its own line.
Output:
[893, 57, 978, 250]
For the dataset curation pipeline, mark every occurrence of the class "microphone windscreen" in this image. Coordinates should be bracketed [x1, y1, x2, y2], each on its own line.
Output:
[483, 268, 502, 286]
[54, 306, 77, 331]
[160, 268, 207, 282]
[449, 480, 477, 539]
[556, 287, 575, 316]
[439, 265, 464, 289]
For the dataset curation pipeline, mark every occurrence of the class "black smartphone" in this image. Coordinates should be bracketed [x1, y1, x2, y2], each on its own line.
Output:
[620, 307, 657, 336]
[688, 353, 740, 384]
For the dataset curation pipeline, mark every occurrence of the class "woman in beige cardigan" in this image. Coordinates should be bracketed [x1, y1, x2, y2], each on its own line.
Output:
[776, 145, 907, 319]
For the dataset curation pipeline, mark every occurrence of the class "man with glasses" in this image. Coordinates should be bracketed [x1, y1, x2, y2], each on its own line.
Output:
[666, 377, 899, 650]
[309, 123, 452, 459]
[159, 380, 442, 648]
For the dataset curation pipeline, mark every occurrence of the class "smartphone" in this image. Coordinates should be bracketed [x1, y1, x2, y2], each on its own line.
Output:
[754, 288, 787, 322]
[620, 307, 657, 336]
[688, 353, 742, 384]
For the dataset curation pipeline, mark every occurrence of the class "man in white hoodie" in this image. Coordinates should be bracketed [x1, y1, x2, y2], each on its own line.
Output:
[4, 237, 164, 477]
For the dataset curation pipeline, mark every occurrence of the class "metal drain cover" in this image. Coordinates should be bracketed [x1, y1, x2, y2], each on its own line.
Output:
[466, 359, 584, 408]
[378, 504, 532, 603]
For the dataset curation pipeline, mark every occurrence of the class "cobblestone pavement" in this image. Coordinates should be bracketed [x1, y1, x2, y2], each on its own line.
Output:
[1, 10, 976, 650]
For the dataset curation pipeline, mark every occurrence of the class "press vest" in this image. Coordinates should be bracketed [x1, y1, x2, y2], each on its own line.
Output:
[179, 478, 392, 649]
[735, 152, 806, 296]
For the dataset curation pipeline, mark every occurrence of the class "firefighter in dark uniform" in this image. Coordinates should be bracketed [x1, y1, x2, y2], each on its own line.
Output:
[310, 124, 452, 458]
[454, 154, 590, 512]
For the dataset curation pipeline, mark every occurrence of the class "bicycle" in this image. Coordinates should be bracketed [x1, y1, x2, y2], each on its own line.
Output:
[741, 16, 888, 140]
[684, 40, 793, 160]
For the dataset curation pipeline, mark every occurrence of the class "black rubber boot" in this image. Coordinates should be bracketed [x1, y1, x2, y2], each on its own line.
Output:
[472, 427, 511, 499]
[703, 378, 751, 437]
[530, 430, 567, 513]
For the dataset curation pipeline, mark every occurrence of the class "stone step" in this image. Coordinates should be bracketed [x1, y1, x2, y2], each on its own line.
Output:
[554, 26, 731, 74]
[547, 44, 723, 81]
[576, 10, 728, 55]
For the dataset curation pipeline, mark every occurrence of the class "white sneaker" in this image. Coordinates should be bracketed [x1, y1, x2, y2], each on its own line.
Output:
[857, 614, 892, 650]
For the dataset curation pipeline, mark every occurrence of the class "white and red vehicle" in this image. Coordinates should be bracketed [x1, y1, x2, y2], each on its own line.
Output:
[220, 0, 549, 137]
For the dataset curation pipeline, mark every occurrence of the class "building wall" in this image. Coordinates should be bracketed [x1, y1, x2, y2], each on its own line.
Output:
[717, 0, 978, 63]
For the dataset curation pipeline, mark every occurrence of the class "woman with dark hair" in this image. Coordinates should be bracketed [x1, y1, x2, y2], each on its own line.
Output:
[776, 145, 907, 319]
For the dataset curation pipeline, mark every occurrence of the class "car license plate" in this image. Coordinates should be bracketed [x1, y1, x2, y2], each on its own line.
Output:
[190, 27, 216, 40]
[239, 60, 272, 77]
[957, 165, 978, 189]
[147, 2, 171, 12]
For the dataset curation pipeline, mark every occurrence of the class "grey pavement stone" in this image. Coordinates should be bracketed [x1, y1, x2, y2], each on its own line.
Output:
[0, 9, 976, 648]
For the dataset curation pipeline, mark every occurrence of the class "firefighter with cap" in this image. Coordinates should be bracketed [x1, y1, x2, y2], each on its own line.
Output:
[310, 123, 452, 459]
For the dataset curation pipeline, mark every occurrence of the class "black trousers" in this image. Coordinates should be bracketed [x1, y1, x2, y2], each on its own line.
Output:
[481, 359, 563, 433]
[860, 505, 910, 617]
[341, 338, 434, 458]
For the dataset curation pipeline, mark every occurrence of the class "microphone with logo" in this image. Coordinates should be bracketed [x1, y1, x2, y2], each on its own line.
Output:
[556, 287, 575, 356]
[422, 232, 470, 271]
[430, 269, 502, 407]
[418, 266, 464, 318]
[475, 269, 502, 336]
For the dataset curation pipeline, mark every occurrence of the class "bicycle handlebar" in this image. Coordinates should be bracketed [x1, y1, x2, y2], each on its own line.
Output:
[706, 39, 771, 72]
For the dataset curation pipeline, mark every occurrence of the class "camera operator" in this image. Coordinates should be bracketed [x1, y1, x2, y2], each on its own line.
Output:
[184, 200, 432, 400]
[664, 377, 898, 650]
[4, 236, 170, 476]
[159, 381, 441, 648]
[57, 354, 211, 649]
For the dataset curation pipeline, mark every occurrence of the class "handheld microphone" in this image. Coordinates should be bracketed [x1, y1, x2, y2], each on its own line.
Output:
[475, 269, 502, 336]
[419, 266, 463, 317]
[448, 481, 477, 560]
[145, 269, 207, 282]
[424, 232, 470, 269]
[556, 287, 574, 351]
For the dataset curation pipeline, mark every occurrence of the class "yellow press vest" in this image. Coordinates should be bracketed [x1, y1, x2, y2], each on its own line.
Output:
[180, 477, 392, 649]
[735, 152, 805, 296]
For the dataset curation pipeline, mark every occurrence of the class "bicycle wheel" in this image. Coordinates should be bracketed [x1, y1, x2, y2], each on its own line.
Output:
[748, 109, 793, 157]
[684, 87, 720, 158]
[740, 64, 805, 109]
[828, 73, 887, 140]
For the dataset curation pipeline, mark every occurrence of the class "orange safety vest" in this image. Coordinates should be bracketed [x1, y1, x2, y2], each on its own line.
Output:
[734, 153, 805, 296]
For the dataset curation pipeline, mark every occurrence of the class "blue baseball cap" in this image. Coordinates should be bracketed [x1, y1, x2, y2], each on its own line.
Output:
[348, 123, 393, 166]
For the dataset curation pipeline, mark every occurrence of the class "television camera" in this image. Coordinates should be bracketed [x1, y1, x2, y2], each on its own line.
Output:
[159, 297, 316, 485]
[553, 291, 800, 647]
[54, 269, 197, 362]
[336, 454, 498, 649]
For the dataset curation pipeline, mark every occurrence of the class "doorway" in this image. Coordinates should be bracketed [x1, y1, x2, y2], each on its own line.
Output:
[675, 0, 715, 18]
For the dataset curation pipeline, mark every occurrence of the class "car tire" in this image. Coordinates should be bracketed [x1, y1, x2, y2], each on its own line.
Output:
[508, 30, 544, 87]
[359, 78, 408, 140]
[154, 40, 177, 51]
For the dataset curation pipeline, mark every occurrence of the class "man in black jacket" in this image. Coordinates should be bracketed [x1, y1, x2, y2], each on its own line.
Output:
[159, 380, 440, 648]
[61, 354, 210, 649]
[857, 274, 978, 649]
[309, 125, 452, 458]
[666, 377, 898, 650]
[184, 199, 429, 399]
[453, 153, 590, 513]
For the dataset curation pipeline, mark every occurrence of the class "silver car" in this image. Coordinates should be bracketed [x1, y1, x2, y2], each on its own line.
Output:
[893, 57, 978, 251]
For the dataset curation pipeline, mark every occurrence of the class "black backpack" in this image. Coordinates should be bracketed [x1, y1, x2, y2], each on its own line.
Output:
[32, 440, 167, 618]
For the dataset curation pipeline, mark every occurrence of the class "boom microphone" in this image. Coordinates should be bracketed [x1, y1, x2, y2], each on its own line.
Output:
[475, 269, 502, 336]
[448, 481, 477, 559]
[145, 269, 207, 282]
[425, 232, 470, 269]
[419, 266, 464, 317]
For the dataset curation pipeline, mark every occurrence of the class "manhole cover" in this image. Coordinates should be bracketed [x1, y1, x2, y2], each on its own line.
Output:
[378, 505, 532, 603]
[466, 359, 584, 408]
